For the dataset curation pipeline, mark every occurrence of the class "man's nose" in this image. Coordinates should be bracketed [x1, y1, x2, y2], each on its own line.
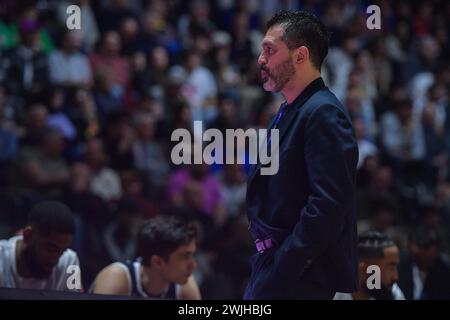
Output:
[258, 52, 267, 66]
[392, 269, 399, 283]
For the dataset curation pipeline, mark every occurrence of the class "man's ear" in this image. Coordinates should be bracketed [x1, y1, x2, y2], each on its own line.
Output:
[151, 255, 164, 268]
[358, 261, 368, 275]
[22, 226, 33, 244]
[295, 46, 309, 64]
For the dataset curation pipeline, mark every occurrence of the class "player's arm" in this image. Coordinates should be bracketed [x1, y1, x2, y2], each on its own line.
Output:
[92, 264, 130, 296]
[179, 275, 201, 300]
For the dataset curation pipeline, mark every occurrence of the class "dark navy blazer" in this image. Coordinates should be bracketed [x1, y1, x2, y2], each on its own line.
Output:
[245, 77, 359, 299]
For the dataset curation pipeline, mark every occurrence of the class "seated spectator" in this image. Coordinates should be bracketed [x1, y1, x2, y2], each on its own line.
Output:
[380, 98, 426, 163]
[57, 0, 100, 52]
[83, 138, 122, 202]
[102, 196, 145, 263]
[334, 230, 405, 300]
[0, 201, 82, 292]
[217, 163, 246, 218]
[93, 68, 125, 121]
[3, 19, 50, 103]
[17, 127, 69, 199]
[178, 49, 218, 122]
[167, 161, 226, 227]
[63, 162, 111, 227]
[121, 170, 159, 219]
[91, 215, 201, 299]
[48, 30, 92, 89]
[398, 227, 450, 300]
[90, 31, 130, 92]
[103, 111, 135, 171]
[46, 87, 77, 142]
[132, 112, 169, 198]
[20, 104, 49, 146]
[118, 17, 141, 57]
[357, 164, 401, 221]
[422, 102, 447, 186]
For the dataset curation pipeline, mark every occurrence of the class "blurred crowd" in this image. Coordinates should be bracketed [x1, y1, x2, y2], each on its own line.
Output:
[0, 0, 449, 299]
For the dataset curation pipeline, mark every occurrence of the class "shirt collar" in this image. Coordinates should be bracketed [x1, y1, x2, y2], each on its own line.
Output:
[287, 77, 326, 109]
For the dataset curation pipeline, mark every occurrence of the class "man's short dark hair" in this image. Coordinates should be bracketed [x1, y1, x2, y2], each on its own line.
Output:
[266, 10, 330, 70]
[358, 230, 396, 259]
[137, 215, 198, 267]
[28, 201, 75, 235]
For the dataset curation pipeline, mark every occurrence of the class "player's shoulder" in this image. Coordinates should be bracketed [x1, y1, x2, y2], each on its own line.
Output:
[99, 262, 129, 278]
[0, 236, 20, 261]
[58, 248, 80, 267]
[304, 88, 344, 114]
[91, 262, 131, 295]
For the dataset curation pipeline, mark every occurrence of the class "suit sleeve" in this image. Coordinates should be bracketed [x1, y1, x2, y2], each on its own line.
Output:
[271, 103, 358, 282]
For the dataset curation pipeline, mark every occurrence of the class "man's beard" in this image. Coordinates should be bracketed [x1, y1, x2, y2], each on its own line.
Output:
[21, 246, 52, 279]
[366, 284, 395, 300]
[261, 58, 295, 92]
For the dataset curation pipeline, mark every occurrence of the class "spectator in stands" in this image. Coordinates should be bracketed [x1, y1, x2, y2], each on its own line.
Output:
[17, 126, 69, 199]
[49, 30, 92, 89]
[380, 98, 426, 164]
[132, 112, 169, 199]
[167, 159, 226, 228]
[20, 104, 49, 146]
[90, 31, 130, 92]
[179, 49, 218, 122]
[3, 18, 50, 103]
[398, 226, 450, 299]
[83, 138, 122, 202]
[101, 196, 144, 263]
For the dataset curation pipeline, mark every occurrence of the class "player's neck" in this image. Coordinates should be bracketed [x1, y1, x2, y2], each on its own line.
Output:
[141, 266, 170, 297]
[352, 289, 370, 300]
[281, 69, 321, 105]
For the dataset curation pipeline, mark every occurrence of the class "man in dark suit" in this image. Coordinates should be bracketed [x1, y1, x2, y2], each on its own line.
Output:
[398, 227, 450, 300]
[244, 10, 359, 300]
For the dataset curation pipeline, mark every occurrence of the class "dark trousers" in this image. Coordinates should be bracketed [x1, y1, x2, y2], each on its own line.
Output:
[244, 249, 335, 300]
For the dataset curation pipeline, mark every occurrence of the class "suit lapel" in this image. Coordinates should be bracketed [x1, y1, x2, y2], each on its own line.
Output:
[247, 78, 326, 187]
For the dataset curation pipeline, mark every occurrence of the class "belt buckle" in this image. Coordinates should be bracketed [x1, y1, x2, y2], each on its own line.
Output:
[255, 238, 272, 253]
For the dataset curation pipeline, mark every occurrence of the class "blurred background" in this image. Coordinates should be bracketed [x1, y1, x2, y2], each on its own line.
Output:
[0, 0, 449, 299]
